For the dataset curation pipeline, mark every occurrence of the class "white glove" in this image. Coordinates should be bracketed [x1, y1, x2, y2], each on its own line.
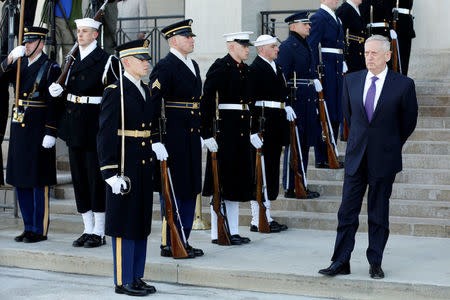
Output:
[250, 133, 263, 149]
[343, 61, 348, 73]
[105, 175, 127, 195]
[390, 29, 398, 40]
[284, 105, 297, 121]
[200, 136, 205, 149]
[49, 82, 64, 97]
[42, 135, 56, 148]
[313, 79, 323, 92]
[10, 45, 25, 61]
[152, 142, 168, 161]
[204, 137, 218, 152]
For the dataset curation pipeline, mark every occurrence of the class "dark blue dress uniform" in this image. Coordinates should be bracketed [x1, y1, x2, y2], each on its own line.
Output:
[392, 0, 415, 75]
[0, 26, 61, 240]
[247, 55, 289, 200]
[148, 20, 202, 249]
[361, 0, 392, 38]
[277, 23, 322, 191]
[336, 1, 367, 73]
[97, 39, 157, 293]
[308, 6, 345, 164]
[201, 53, 253, 202]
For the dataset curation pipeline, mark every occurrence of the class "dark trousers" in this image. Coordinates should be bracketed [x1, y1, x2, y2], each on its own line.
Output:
[16, 186, 50, 236]
[314, 121, 340, 164]
[331, 154, 396, 265]
[159, 195, 195, 247]
[398, 37, 412, 76]
[112, 237, 147, 286]
[252, 144, 282, 200]
[68, 146, 105, 213]
[283, 143, 309, 192]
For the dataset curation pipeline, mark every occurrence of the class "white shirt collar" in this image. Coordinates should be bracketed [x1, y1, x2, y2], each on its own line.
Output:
[363, 65, 388, 109]
[321, 3, 337, 22]
[258, 55, 277, 74]
[124, 71, 146, 100]
[347, 0, 361, 16]
[79, 40, 97, 60]
[366, 65, 388, 82]
[170, 47, 197, 76]
[27, 52, 42, 67]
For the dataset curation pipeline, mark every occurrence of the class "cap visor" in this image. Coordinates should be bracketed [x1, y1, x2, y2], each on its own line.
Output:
[236, 40, 253, 46]
[179, 32, 196, 37]
[133, 53, 152, 61]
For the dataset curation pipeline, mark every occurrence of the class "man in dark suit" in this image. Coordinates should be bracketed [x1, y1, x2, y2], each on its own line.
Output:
[98, 39, 162, 296]
[318, 35, 418, 279]
[49, 18, 117, 248]
[149, 19, 204, 258]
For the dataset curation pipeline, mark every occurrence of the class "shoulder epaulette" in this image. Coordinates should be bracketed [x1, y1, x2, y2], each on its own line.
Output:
[105, 84, 117, 89]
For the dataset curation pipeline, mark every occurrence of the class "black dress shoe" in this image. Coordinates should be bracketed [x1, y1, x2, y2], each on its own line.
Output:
[369, 264, 385, 279]
[306, 189, 320, 199]
[318, 261, 351, 276]
[72, 233, 91, 247]
[315, 161, 329, 169]
[250, 224, 280, 233]
[83, 234, 106, 248]
[232, 234, 250, 244]
[284, 189, 296, 198]
[134, 278, 156, 294]
[270, 221, 287, 231]
[229, 235, 242, 245]
[14, 231, 32, 242]
[115, 283, 148, 296]
[160, 245, 195, 258]
[250, 225, 258, 232]
[23, 232, 47, 243]
[186, 244, 204, 257]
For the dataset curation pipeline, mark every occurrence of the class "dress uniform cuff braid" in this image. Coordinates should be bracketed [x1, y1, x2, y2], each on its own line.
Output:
[1, 59, 8, 73]
[45, 124, 58, 136]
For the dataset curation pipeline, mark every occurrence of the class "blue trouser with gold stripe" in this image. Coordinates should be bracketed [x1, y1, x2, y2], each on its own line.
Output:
[112, 237, 147, 286]
[16, 187, 50, 236]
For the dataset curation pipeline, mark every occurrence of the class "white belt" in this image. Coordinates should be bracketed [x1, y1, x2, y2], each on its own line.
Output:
[321, 47, 343, 55]
[394, 8, 412, 15]
[367, 22, 389, 28]
[255, 101, 285, 109]
[218, 103, 248, 111]
[67, 93, 102, 104]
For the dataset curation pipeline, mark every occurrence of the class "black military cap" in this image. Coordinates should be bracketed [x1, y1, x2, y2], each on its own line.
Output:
[284, 10, 312, 24]
[23, 26, 48, 44]
[161, 19, 196, 39]
[116, 39, 151, 60]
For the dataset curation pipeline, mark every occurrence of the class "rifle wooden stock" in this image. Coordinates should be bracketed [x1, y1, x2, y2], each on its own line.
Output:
[255, 142, 270, 233]
[342, 118, 349, 141]
[290, 121, 307, 198]
[14, 0, 25, 109]
[160, 160, 188, 258]
[317, 87, 340, 169]
[391, 22, 399, 73]
[56, 2, 107, 86]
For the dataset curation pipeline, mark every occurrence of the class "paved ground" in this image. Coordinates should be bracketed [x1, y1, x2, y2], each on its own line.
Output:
[0, 267, 328, 300]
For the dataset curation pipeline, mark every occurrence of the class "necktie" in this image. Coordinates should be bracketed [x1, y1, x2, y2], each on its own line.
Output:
[365, 76, 378, 122]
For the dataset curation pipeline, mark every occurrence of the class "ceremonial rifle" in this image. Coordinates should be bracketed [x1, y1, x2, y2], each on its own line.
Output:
[287, 72, 307, 198]
[368, 5, 373, 36]
[316, 43, 340, 169]
[12, 0, 25, 123]
[211, 92, 231, 245]
[342, 29, 350, 142]
[56, 0, 108, 87]
[391, 0, 401, 73]
[159, 99, 189, 258]
[255, 103, 270, 233]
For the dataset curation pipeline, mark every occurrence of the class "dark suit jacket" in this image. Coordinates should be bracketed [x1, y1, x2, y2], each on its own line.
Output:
[343, 68, 418, 177]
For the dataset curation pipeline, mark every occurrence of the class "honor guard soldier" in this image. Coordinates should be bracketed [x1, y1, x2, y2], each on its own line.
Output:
[277, 11, 322, 199]
[361, 0, 392, 38]
[247, 35, 290, 233]
[201, 32, 253, 245]
[0, 26, 61, 243]
[391, 0, 415, 75]
[98, 39, 163, 296]
[336, 0, 367, 73]
[48, 18, 118, 248]
[308, 0, 345, 168]
[149, 19, 204, 258]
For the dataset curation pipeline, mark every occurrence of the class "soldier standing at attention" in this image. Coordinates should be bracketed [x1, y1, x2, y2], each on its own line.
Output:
[149, 19, 204, 258]
[201, 32, 253, 245]
[0, 26, 61, 243]
[98, 39, 165, 296]
[49, 18, 117, 248]
[308, 0, 345, 169]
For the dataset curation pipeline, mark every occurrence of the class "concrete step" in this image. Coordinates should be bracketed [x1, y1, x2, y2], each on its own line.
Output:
[409, 128, 450, 141]
[416, 81, 450, 95]
[418, 95, 450, 106]
[51, 184, 75, 200]
[402, 141, 450, 155]
[419, 106, 450, 118]
[416, 117, 450, 129]
[1, 218, 449, 300]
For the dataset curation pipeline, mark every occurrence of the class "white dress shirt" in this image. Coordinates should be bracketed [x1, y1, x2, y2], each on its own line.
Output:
[347, 0, 361, 16]
[79, 40, 97, 60]
[363, 66, 388, 110]
[170, 47, 196, 76]
[258, 55, 277, 74]
[27, 52, 42, 67]
[321, 3, 338, 23]
[124, 71, 146, 100]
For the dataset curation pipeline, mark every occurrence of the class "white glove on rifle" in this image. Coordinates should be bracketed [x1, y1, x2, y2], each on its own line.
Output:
[284, 105, 297, 121]
[42, 135, 56, 148]
[152, 142, 168, 161]
[250, 133, 263, 149]
[313, 79, 323, 92]
[10, 45, 25, 62]
[105, 175, 127, 195]
[343, 61, 348, 73]
[390, 29, 398, 39]
[49, 82, 64, 97]
[204, 137, 218, 152]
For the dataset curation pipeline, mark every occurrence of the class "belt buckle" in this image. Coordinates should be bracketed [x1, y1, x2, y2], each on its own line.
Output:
[75, 96, 81, 103]
[242, 104, 246, 110]
[192, 102, 199, 109]
[134, 130, 139, 138]
[280, 103, 285, 109]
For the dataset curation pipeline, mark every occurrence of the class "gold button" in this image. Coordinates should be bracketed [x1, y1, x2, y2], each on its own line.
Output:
[241, 115, 244, 119]
[190, 128, 193, 132]
[21, 123, 25, 127]
[150, 158, 153, 162]
[191, 111, 194, 115]
[141, 123, 145, 128]
[23, 93, 27, 97]
[142, 160, 146, 164]
[199, 112, 201, 116]
[240, 133, 243, 136]
[149, 122, 152, 126]
[240, 100, 243, 103]
[142, 142, 145, 146]
[197, 129, 200, 133]
[192, 97, 194, 100]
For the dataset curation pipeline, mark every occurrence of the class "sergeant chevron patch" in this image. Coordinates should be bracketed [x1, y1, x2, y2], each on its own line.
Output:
[152, 79, 161, 90]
